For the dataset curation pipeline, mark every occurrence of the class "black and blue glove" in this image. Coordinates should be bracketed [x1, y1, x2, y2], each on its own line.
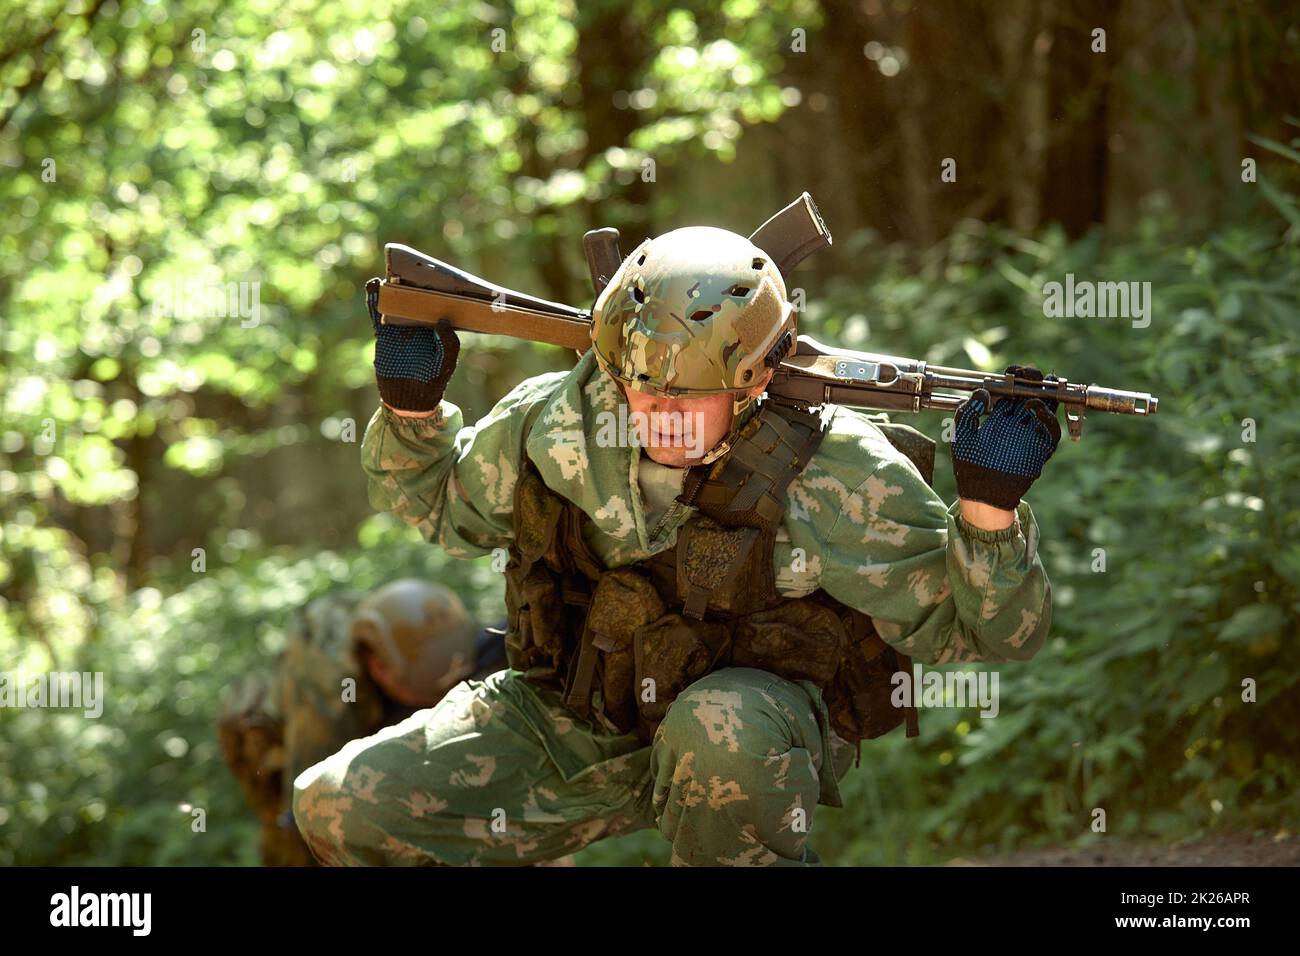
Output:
[366, 277, 460, 412]
[952, 365, 1062, 511]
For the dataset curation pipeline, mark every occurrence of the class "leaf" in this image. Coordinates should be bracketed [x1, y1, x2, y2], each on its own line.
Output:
[1258, 178, 1300, 232]
[1216, 604, 1286, 644]
[1247, 133, 1300, 166]
[1177, 656, 1231, 708]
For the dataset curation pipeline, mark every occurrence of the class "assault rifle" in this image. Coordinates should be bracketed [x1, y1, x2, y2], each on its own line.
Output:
[370, 193, 1158, 439]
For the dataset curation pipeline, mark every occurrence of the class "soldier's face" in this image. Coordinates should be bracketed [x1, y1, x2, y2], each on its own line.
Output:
[622, 372, 772, 467]
[623, 387, 728, 466]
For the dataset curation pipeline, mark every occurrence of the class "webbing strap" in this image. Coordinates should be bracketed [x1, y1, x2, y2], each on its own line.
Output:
[682, 402, 831, 532]
[672, 403, 832, 619]
[899, 650, 920, 737]
[562, 618, 599, 717]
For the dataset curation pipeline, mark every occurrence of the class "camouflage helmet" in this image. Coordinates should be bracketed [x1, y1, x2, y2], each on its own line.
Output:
[348, 579, 477, 705]
[590, 226, 796, 400]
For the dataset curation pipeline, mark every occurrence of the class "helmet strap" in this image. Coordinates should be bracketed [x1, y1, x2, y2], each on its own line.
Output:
[692, 392, 762, 466]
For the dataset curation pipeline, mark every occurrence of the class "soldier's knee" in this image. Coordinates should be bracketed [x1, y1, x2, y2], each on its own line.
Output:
[291, 759, 355, 865]
[656, 668, 797, 768]
[652, 669, 827, 865]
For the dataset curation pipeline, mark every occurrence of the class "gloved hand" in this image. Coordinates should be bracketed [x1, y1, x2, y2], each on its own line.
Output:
[366, 277, 460, 412]
[952, 364, 1062, 511]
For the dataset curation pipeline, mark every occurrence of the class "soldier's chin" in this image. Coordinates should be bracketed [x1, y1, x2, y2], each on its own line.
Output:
[641, 443, 691, 468]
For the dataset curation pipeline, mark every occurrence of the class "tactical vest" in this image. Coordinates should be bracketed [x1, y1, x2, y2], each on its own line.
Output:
[503, 402, 931, 746]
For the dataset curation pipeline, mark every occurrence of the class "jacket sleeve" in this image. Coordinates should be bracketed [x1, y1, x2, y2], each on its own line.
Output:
[360, 379, 557, 557]
[814, 453, 1052, 664]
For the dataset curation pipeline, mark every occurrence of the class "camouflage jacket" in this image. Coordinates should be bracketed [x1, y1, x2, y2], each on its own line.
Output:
[362, 350, 1052, 667]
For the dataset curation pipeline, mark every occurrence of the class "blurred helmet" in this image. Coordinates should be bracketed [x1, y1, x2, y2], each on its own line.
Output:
[589, 226, 796, 462]
[349, 579, 477, 705]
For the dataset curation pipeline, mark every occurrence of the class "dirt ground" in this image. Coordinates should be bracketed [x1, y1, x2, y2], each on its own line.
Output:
[946, 832, 1300, 866]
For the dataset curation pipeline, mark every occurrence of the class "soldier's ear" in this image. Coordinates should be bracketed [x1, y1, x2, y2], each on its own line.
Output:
[361, 651, 394, 694]
[750, 368, 776, 398]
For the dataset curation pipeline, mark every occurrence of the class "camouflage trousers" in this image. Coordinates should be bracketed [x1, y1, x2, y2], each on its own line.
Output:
[292, 667, 857, 866]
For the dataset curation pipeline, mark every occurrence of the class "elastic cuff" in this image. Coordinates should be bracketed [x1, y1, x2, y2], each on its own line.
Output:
[380, 401, 445, 432]
[949, 500, 1023, 544]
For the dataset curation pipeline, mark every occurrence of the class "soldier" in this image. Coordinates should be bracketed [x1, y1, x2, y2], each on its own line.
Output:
[293, 225, 1059, 866]
[218, 579, 504, 865]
